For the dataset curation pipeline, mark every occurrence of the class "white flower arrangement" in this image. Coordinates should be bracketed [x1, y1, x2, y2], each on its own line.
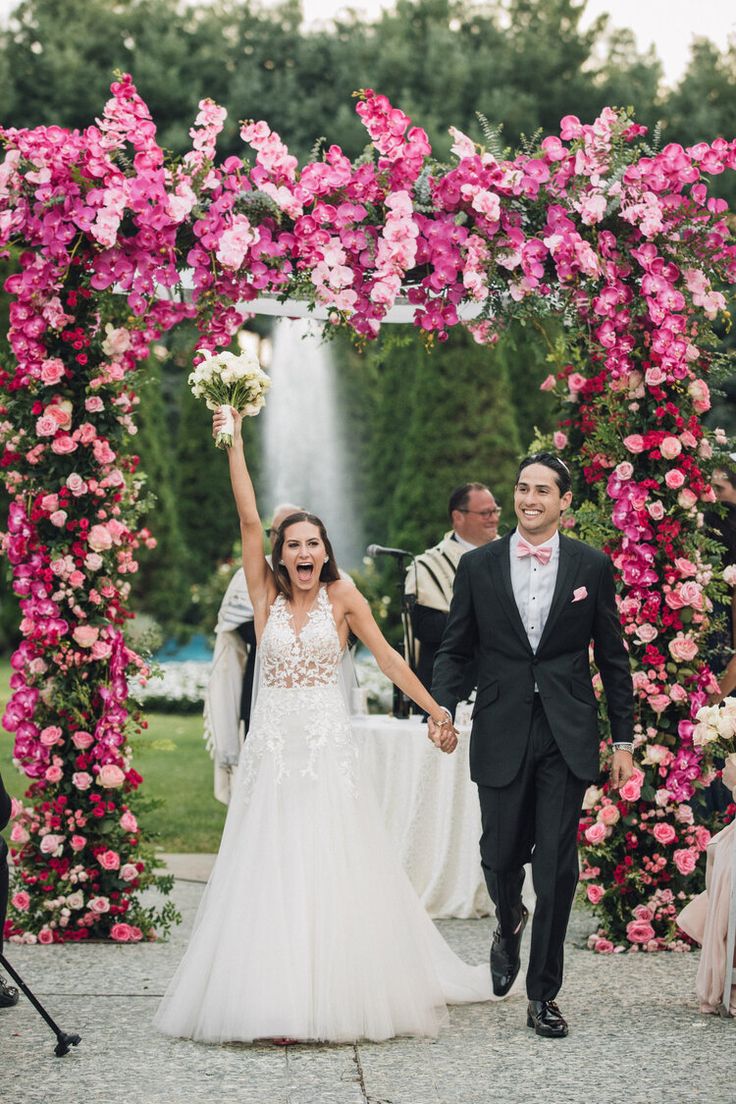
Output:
[188, 348, 271, 448]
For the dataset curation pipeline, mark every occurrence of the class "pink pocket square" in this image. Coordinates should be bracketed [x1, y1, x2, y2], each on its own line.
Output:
[572, 586, 588, 603]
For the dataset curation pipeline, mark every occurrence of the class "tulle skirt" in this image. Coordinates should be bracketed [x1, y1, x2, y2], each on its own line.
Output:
[154, 688, 494, 1044]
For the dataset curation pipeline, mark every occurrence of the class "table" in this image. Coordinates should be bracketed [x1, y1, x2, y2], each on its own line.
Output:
[352, 713, 493, 919]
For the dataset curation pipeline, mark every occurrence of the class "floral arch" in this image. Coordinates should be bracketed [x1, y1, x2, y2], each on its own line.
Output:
[1, 76, 735, 949]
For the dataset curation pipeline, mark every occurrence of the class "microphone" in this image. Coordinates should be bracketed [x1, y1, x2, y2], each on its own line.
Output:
[366, 544, 414, 559]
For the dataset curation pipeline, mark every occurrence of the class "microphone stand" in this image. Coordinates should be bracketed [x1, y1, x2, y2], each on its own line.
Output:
[391, 552, 417, 719]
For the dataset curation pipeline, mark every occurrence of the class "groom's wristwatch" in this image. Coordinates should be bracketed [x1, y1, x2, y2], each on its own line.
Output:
[612, 742, 633, 753]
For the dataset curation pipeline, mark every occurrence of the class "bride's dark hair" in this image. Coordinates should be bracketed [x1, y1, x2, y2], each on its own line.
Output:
[271, 512, 340, 599]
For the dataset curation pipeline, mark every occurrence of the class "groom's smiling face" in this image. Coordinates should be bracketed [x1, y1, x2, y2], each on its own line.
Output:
[514, 463, 572, 543]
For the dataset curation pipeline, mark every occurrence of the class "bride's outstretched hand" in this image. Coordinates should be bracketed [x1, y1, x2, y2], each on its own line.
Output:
[212, 405, 243, 444]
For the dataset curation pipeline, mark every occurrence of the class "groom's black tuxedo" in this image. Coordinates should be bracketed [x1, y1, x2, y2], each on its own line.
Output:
[433, 532, 633, 785]
[432, 531, 633, 1002]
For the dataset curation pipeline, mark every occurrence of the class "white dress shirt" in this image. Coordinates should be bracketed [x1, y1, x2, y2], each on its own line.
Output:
[508, 529, 560, 653]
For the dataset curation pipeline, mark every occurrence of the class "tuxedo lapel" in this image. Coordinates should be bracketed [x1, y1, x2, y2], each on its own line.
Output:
[537, 535, 582, 652]
[488, 536, 534, 654]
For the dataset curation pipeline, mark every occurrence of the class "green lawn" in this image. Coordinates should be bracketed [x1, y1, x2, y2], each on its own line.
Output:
[0, 660, 225, 852]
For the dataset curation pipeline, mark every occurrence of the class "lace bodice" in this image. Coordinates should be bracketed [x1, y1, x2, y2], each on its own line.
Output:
[259, 587, 343, 688]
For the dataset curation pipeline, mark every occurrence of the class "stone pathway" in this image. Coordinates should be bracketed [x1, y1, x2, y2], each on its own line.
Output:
[1, 857, 733, 1104]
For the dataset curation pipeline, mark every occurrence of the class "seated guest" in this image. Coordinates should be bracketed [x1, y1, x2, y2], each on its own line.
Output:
[204, 502, 302, 804]
[405, 482, 500, 698]
[0, 770, 19, 1008]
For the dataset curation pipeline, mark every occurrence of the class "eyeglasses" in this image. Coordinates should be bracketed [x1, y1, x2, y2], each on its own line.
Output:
[458, 508, 501, 518]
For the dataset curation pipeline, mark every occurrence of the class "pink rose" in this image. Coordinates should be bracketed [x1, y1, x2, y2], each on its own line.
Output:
[38, 928, 54, 945]
[40, 493, 59, 512]
[623, 434, 645, 453]
[635, 623, 658, 644]
[10, 824, 29, 844]
[585, 821, 608, 845]
[553, 431, 568, 449]
[540, 374, 556, 391]
[687, 378, 710, 413]
[694, 826, 711, 850]
[45, 765, 63, 783]
[73, 625, 99, 648]
[668, 633, 699, 662]
[660, 436, 682, 460]
[11, 891, 31, 911]
[615, 461, 633, 480]
[70, 834, 87, 852]
[669, 684, 689, 703]
[567, 372, 586, 394]
[677, 488, 698, 509]
[626, 920, 655, 944]
[673, 849, 698, 875]
[586, 884, 605, 905]
[98, 849, 120, 870]
[90, 640, 112, 661]
[619, 773, 643, 803]
[129, 927, 143, 942]
[35, 415, 58, 436]
[72, 730, 94, 749]
[652, 822, 677, 845]
[664, 469, 685, 489]
[85, 396, 104, 413]
[51, 434, 77, 455]
[72, 772, 93, 791]
[633, 905, 654, 922]
[40, 358, 65, 385]
[89, 896, 110, 914]
[88, 524, 113, 552]
[647, 501, 665, 520]
[119, 863, 139, 882]
[40, 833, 64, 855]
[120, 811, 138, 833]
[49, 509, 68, 527]
[66, 472, 88, 496]
[594, 938, 614, 954]
[84, 552, 103, 571]
[110, 923, 134, 942]
[598, 804, 620, 826]
[97, 764, 125, 789]
[674, 557, 698, 577]
[39, 725, 63, 747]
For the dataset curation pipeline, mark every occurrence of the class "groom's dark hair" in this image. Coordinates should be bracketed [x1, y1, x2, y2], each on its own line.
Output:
[516, 452, 572, 496]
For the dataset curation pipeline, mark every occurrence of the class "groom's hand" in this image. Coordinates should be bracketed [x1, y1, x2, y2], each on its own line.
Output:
[610, 750, 634, 790]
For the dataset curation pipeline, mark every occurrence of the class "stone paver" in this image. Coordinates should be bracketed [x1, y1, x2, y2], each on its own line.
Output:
[0, 861, 733, 1104]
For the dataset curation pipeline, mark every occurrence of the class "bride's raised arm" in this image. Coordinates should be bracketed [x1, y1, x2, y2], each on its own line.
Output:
[213, 406, 274, 616]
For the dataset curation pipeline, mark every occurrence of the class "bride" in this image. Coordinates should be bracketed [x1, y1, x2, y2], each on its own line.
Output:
[154, 406, 502, 1045]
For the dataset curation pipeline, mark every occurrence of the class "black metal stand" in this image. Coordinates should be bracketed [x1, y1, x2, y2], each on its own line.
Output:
[391, 553, 417, 719]
[0, 951, 81, 1057]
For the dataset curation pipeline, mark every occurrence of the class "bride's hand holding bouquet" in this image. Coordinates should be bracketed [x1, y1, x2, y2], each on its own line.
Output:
[189, 348, 270, 448]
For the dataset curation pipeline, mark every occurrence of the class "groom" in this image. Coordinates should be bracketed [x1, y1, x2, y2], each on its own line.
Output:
[431, 453, 634, 1038]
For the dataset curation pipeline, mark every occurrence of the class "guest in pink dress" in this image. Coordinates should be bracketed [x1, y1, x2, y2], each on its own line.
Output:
[678, 755, 736, 1016]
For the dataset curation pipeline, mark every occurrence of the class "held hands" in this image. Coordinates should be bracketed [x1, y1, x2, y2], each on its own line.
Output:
[609, 749, 634, 790]
[212, 405, 243, 445]
[427, 715, 459, 754]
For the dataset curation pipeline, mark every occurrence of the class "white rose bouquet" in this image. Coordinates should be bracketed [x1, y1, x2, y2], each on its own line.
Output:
[692, 698, 736, 799]
[188, 349, 271, 448]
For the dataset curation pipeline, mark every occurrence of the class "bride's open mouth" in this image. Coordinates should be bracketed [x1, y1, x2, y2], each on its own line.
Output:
[296, 562, 314, 581]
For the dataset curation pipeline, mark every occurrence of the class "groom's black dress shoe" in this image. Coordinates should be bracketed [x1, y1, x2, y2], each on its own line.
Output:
[527, 1000, 568, 1038]
[490, 905, 528, 997]
[0, 976, 19, 1008]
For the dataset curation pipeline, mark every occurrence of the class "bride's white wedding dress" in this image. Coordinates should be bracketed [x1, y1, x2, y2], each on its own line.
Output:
[154, 586, 494, 1044]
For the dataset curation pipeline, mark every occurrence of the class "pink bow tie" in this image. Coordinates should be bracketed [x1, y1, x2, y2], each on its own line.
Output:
[516, 538, 552, 565]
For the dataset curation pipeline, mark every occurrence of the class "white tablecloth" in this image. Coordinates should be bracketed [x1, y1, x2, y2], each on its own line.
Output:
[353, 714, 492, 919]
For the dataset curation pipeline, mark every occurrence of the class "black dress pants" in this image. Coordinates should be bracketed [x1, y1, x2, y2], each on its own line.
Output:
[477, 698, 587, 1001]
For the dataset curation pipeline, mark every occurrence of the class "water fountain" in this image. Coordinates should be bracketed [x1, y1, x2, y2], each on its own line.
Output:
[262, 318, 364, 569]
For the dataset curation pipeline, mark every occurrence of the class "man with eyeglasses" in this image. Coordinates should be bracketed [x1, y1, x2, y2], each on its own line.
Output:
[405, 482, 501, 698]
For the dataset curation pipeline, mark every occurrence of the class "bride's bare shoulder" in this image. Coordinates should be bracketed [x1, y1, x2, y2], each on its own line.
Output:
[327, 577, 367, 612]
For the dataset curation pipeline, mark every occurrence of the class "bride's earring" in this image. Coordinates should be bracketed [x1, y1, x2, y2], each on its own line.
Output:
[324, 557, 329, 564]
